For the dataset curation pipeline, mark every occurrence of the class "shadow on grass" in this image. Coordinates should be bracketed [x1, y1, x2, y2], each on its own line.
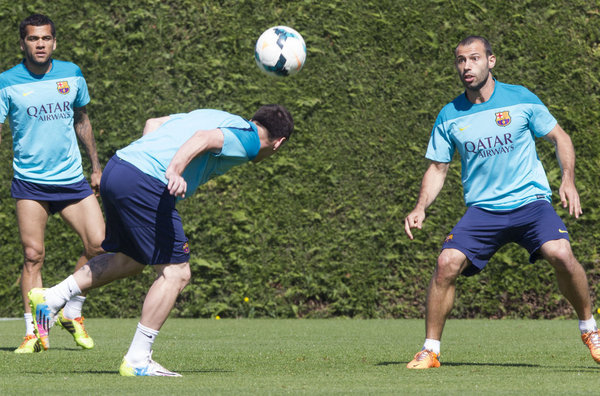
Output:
[376, 361, 598, 372]
[26, 368, 235, 375]
[1, 347, 87, 353]
[376, 361, 540, 367]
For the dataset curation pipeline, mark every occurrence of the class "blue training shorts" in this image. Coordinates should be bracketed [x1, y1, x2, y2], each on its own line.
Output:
[11, 177, 93, 214]
[100, 155, 190, 265]
[443, 199, 570, 277]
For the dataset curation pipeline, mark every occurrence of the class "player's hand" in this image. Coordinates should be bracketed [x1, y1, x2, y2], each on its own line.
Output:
[165, 169, 187, 198]
[404, 209, 426, 240]
[90, 170, 102, 196]
[559, 180, 582, 218]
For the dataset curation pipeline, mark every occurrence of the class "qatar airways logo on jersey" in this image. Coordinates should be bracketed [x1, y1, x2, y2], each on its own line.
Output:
[26, 102, 72, 121]
[464, 133, 515, 158]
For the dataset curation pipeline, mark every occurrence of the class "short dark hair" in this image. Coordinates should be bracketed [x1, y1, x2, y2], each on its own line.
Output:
[455, 35, 493, 57]
[20, 14, 55, 40]
[252, 104, 294, 140]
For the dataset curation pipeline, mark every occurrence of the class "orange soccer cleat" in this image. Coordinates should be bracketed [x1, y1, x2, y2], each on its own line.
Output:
[407, 349, 441, 369]
[582, 329, 600, 364]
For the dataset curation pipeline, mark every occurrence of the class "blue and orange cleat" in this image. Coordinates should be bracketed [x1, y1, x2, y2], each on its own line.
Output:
[28, 288, 57, 351]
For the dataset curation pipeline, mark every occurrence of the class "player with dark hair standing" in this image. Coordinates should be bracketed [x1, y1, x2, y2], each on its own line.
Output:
[404, 36, 598, 369]
[29, 105, 293, 376]
[0, 14, 104, 353]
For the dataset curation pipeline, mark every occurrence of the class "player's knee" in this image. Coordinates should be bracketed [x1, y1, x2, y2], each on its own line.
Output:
[166, 263, 191, 288]
[435, 252, 463, 282]
[83, 244, 105, 259]
[22, 246, 44, 268]
[181, 264, 192, 286]
[542, 240, 577, 271]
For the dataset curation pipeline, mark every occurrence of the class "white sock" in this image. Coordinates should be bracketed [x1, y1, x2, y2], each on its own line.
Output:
[63, 295, 86, 319]
[45, 275, 82, 312]
[423, 338, 441, 355]
[24, 313, 34, 336]
[124, 323, 159, 366]
[579, 317, 597, 334]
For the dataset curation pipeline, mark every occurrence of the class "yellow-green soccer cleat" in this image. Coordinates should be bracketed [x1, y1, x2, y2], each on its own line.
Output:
[14, 334, 43, 353]
[57, 309, 94, 349]
[28, 288, 56, 351]
[119, 353, 182, 377]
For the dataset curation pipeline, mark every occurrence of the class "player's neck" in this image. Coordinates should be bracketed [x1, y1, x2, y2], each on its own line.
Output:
[24, 58, 53, 76]
[253, 125, 271, 162]
[466, 76, 495, 104]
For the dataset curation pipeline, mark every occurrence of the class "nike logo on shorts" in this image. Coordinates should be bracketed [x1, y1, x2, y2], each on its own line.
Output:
[558, 228, 569, 234]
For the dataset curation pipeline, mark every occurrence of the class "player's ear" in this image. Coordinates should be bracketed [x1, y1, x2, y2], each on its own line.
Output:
[272, 137, 286, 151]
[488, 54, 496, 69]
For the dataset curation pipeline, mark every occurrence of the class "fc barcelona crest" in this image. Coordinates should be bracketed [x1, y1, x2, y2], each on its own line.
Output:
[56, 81, 70, 95]
[495, 111, 511, 127]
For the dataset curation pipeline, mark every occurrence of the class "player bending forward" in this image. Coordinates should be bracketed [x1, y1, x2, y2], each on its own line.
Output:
[29, 105, 293, 376]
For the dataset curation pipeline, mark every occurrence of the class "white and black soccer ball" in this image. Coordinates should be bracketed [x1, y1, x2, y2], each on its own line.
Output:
[254, 26, 306, 77]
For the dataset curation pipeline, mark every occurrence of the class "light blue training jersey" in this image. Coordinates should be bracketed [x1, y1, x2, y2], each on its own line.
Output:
[116, 109, 261, 200]
[0, 59, 90, 184]
[426, 81, 557, 211]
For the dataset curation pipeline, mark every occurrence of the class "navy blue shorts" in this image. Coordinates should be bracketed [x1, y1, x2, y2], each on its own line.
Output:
[11, 177, 93, 214]
[100, 156, 190, 265]
[443, 200, 570, 276]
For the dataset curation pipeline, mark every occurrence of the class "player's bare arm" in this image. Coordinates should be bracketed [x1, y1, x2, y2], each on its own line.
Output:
[74, 106, 102, 193]
[164, 128, 224, 198]
[143, 116, 171, 136]
[404, 161, 450, 240]
[543, 124, 582, 218]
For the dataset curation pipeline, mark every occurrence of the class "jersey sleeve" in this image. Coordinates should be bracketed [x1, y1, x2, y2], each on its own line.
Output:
[73, 68, 90, 108]
[0, 86, 8, 124]
[425, 114, 455, 163]
[217, 127, 260, 160]
[528, 103, 557, 138]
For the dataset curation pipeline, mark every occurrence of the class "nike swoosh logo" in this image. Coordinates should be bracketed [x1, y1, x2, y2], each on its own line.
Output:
[458, 125, 470, 131]
[23, 91, 34, 96]
[558, 229, 569, 234]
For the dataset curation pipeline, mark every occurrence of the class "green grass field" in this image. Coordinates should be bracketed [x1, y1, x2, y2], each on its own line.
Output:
[0, 318, 598, 395]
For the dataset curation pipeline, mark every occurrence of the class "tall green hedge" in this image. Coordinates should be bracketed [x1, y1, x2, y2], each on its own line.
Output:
[0, 0, 598, 319]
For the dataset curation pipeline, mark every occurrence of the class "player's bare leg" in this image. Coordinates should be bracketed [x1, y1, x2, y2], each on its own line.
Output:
[540, 239, 591, 320]
[14, 199, 49, 352]
[60, 194, 105, 280]
[408, 248, 469, 368]
[17, 199, 50, 313]
[115, 261, 190, 377]
[540, 239, 600, 363]
[425, 248, 470, 341]
[140, 262, 191, 330]
[74, 253, 145, 291]
[48, 195, 104, 348]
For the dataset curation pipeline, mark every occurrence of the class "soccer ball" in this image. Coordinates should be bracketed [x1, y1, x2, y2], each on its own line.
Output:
[254, 26, 306, 77]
